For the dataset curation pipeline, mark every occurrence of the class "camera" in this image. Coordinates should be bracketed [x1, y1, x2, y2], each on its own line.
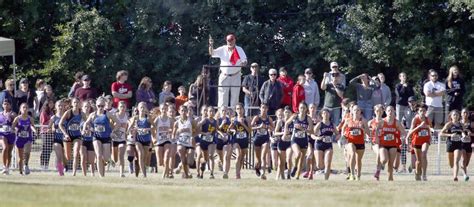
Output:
[330, 72, 339, 77]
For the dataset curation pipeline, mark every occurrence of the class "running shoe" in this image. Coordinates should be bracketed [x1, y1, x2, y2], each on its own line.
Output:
[454, 177, 458, 182]
[223, 173, 228, 179]
[422, 175, 427, 181]
[308, 173, 313, 180]
[374, 170, 380, 181]
[290, 167, 297, 177]
[24, 165, 30, 175]
[302, 171, 309, 178]
[261, 174, 267, 180]
[210, 174, 215, 179]
[255, 167, 261, 177]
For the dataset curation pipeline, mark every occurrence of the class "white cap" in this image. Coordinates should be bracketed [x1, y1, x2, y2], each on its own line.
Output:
[330, 62, 339, 68]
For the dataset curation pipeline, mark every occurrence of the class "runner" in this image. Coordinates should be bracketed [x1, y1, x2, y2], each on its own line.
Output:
[312, 108, 339, 180]
[0, 100, 16, 175]
[251, 103, 274, 180]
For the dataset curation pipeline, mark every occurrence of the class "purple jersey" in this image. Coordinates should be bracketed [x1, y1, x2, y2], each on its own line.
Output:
[16, 117, 32, 140]
[0, 112, 14, 136]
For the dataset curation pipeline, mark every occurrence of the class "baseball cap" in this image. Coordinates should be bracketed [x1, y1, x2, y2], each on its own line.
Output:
[20, 78, 28, 84]
[408, 96, 416, 102]
[330, 62, 339, 68]
[82, 75, 91, 81]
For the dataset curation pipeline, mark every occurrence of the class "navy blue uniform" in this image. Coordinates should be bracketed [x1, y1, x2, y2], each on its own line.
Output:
[316, 122, 335, 151]
[253, 116, 270, 147]
[291, 116, 309, 149]
[232, 118, 249, 149]
[216, 117, 231, 150]
[446, 123, 463, 153]
[277, 121, 292, 151]
[52, 115, 65, 146]
[200, 118, 217, 151]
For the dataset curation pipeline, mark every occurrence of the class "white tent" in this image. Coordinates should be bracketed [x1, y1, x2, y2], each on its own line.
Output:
[0, 37, 17, 91]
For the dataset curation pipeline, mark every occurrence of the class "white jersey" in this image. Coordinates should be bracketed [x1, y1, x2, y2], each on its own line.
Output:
[112, 113, 128, 142]
[177, 118, 193, 147]
[156, 116, 171, 145]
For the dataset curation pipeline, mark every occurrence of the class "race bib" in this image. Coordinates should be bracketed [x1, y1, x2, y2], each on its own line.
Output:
[202, 134, 214, 142]
[0, 125, 11, 133]
[218, 134, 229, 141]
[257, 128, 268, 136]
[236, 131, 247, 139]
[68, 123, 81, 131]
[451, 134, 462, 142]
[137, 129, 150, 136]
[418, 129, 429, 137]
[461, 136, 471, 143]
[295, 131, 306, 138]
[322, 136, 332, 143]
[158, 132, 169, 141]
[19, 130, 29, 138]
[95, 125, 106, 133]
[179, 135, 192, 145]
[384, 134, 395, 141]
[350, 128, 361, 136]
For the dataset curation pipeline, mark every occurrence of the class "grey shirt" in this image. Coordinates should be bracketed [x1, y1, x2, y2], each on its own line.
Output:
[323, 83, 345, 108]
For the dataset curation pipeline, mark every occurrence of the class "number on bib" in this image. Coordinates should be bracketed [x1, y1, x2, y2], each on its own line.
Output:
[19, 130, 29, 138]
[384, 134, 395, 141]
[462, 136, 471, 143]
[203, 134, 214, 142]
[295, 131, 306, 138]
[236, 131, 247, 139]
[322, 136, 332, 143]
[418, 129, 429, 137]
[350, 128, 361, 136]
[0, 125, 11, 133]
[95, 125, 106, 133]
[68, 123, 81, 131]
[257, 128, 268, 136]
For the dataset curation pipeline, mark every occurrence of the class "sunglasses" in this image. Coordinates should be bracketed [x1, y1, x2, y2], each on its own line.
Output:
[269, 74, 277, 76]
[331, 66, 338, 68]
[305, 72, 312, 74]
[97, 105, 105, 108]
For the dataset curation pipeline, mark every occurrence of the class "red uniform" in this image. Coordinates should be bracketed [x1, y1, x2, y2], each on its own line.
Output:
[278, 76, 294, 107]
[411, 116, 431, 147]
[344, 119, 365, 145]
[369, 118, 382, 143]
[380, 118, 400, 147]
[291, 84, 305, 113]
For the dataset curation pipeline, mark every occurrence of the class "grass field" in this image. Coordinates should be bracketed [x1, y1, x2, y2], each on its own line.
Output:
[0, 170, 473, 207]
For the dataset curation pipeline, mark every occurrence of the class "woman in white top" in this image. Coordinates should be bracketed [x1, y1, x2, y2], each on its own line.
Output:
[111, 101, 128, 177]
[172, 105, 197, 179]
[153, 104, 174, 178]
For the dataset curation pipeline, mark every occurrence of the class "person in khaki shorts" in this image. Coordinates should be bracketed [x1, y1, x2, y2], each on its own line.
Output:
[423, 70, 445, 129]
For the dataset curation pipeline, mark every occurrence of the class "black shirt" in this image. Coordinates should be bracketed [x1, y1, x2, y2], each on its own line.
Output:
[395, 83, 415, 106]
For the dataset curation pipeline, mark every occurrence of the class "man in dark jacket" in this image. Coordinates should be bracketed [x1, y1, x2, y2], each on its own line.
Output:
[259, 68, 283, 116]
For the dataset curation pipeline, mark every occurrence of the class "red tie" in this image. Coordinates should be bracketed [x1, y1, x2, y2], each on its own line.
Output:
[229, 47, 240, 65]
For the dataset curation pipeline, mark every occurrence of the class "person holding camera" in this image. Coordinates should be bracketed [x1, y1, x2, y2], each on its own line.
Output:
[323, 62, 346, 87]
[321, 70, 345, 126]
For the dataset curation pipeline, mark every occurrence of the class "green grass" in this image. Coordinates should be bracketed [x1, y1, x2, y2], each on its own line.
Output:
[0, 171, 473, 207]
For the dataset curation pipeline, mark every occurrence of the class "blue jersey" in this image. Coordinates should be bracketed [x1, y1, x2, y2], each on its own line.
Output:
[291, 116, 309, 140]
[52, 115, 64, 141]
[67, 111, 83, 137]
[254, 116, 270, 137]
[218, 117, 231, 137]
[200, 118, 217, 143]
[93, 113, 112, 138]
[136, 117, 152, 143]
[318, 122, 334, 143]
[233, 118, 249, 140]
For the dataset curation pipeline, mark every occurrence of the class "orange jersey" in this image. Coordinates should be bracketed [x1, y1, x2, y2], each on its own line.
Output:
[337, 113, 351, 132]
[411, 116, 431, 146]
[380, 118, 400, 147]
[369, 118, 383, 143]
[344, 118, 365, 145]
